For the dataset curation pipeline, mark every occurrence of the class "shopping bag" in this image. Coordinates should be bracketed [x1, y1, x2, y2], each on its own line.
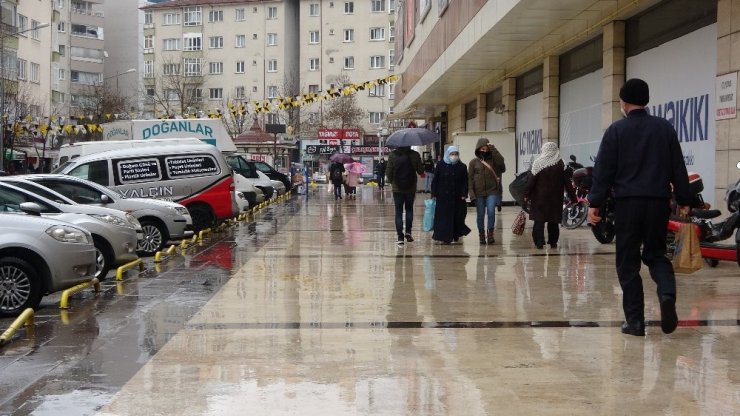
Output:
[672, 223, 703, 274]
[511, 210, 527, 236]
[423, 199, 436, 232]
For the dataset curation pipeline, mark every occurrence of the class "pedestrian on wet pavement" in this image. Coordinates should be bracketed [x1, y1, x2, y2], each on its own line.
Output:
[423, 154, 435, 193]
[587, 78, 692, 337]
[329, 161, 345, 200]
[386, 146, 424, 246]
[431, 145, 471, 244]
[376, 158, 387, 190]
[523, 141, 575, 249]
[468, 138, 506, 244]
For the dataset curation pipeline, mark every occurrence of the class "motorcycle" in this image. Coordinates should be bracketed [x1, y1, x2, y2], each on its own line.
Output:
[561, 155, 590, 229]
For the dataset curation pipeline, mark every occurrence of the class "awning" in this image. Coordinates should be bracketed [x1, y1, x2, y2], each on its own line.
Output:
[4, 149, 26, 160]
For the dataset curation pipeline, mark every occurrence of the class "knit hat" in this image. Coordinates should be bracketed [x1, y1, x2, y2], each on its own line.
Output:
[619, 78, 649, 106]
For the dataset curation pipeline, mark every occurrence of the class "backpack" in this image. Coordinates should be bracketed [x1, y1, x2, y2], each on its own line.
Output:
[331, 167, 343, 182]
[393, 152, 415, 189]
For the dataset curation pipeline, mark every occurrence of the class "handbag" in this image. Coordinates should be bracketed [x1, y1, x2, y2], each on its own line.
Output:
[511, 210, 527, 236]
[423, 199, 436, 232]
[672, 222, 703, 273]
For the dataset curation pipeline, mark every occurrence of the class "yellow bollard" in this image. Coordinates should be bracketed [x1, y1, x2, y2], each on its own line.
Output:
[0, 308, 35, 346]
[154, 244, 177, 263]
[198, 228, 211, 241]
[59, 278, 100, 309]
[115, 258, 144, 281]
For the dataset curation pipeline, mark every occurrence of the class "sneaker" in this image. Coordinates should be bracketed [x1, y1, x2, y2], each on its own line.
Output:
[621, 321, 646, 337]
[660, 296, 678, 334]
[404, 233, 414, 243]
[396, 238, 404, 246]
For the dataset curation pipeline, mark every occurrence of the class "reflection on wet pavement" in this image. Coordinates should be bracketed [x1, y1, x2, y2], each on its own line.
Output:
[2, 186, 739, 415]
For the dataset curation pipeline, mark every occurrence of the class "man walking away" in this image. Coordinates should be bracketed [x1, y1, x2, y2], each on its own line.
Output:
[329, 161, 346, 201]
[588, 78, 692, 337]
[423, 155, 435, 193]
[386, 146, 424, 246]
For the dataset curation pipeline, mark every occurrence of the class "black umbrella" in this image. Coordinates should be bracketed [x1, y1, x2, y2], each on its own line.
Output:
[386, 128, 440, 147]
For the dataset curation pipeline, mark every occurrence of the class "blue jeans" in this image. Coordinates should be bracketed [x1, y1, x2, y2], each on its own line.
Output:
[393, 192, 416, 239]
[475, 194, 499, 231]
[424, 173, 434, 192]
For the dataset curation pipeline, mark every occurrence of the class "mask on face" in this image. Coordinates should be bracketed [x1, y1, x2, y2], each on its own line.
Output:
[449, 155, 459, 163]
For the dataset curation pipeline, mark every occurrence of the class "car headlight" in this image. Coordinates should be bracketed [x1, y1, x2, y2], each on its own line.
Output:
[125, 213, 142, 229]
[173, 206, 190, 216]
[90, 213, 134, 229]
[46, 225, 91, 244]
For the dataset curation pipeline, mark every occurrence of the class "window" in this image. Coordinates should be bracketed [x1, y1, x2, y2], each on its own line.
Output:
[371, 0, 385, 12]
[390, 0, 396, 13]
[144, 60, 153, 77]
[165, 89, 178, 101]
[465, 100, 477, 120]
[344, 56, 354, 69]
[184, 7, 202, 26]
[209, 62, 223, 74]
[344, 2, 354, 14]
[144, 10, 153, 25]
[58, 21, 66, 33]
[235, 86, 245, 99]
[267, 6, 277, 19]
[389, 24, 395, 40]
[59, 45, 66, 56]
[235, 34, 246, 47]
[183, 33, 202, 51]
[370, 27, 384, 41]
[267, 59, 277, 72]
[163, 13, 180, 25]
[267, 113, 279, 124]
[209, 36, 223, 49]
[17, 15, 27, 35]
[57, 0, 65, 9]
[31, 20, 42, 40]
[144, 35, 153, 51]
[70, 46, 106, 62]
[370, 55, 385, 69]
[209, 88, 223, 100]
[163, 63, 180, 75]
[369, 112, 385, 124]
[145, 88, 155, 101]
[389, 49, 395, 69]
[17, 59, 26, 80]
[163, 38, 180, 50]
[267, 33, 277, 46]
[368, 84, 385, 97]
[309, 31, 319, 44]
[253, 33, 258, 39]
[252, 86, 258, 92]
[70, 70, 101, 85]
[308, 84, 319, 94]
[208, 10, 223, 22]
[58, 69, 66, 81]
[516, 65, 543, 100]
[235, 8, 245, 21]
[68, 161, 110, 187]
[309, 58, 320, 71]
[184, 58, 201, 76]
[389, 83, 395, 99]
[187, 88, 203, 101]
[71, 24, 103, 39]
[236, 61, 245, 73]
[309, 3, 319, 16]
[267, 86, 278, 99]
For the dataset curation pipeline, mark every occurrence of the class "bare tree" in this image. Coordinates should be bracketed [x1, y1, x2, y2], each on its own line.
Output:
[67, 82, 132, 142]
[220, 96, 251, 138]
[322, 74, 365, 130]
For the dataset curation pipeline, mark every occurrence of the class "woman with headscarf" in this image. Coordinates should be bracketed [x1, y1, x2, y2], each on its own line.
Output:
[431, 145, 471, 244]
[523, 141, 576, 249]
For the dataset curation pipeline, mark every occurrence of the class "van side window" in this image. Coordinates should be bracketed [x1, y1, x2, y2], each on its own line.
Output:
[69, 160, 110, 186]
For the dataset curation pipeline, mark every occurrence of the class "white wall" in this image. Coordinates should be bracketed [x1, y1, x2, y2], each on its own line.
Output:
[516, 92, 543, 172]
[559, 69, 602, 167]
[485, 110, 506, 131]
[626, 24, 717, 203]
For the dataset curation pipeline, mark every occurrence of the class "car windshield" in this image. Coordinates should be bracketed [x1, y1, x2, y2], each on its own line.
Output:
[254, 162, 272, 173]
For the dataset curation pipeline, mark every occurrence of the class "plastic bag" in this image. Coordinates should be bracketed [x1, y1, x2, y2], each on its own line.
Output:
[672, 223, 703, 274]
[423, 199, 436, 232]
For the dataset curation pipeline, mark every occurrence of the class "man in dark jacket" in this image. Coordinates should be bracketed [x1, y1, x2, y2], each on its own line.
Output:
[375, 158, 387, 189]
[386, 146, 424, 245]
[588, 78, 692, 337]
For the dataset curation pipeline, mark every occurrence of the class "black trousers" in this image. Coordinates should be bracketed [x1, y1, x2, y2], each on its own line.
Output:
[393, 192, 415, 239]
[532, 221, 559, 246]
[614, 198, 676, 324]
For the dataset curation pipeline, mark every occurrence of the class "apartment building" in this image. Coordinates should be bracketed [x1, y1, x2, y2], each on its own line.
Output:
[64, 0, 105, 116]
[140, 0, 300, 123]
[299, 0, 396, 137]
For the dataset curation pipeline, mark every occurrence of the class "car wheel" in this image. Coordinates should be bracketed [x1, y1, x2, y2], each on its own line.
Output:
[0, 257, 42, 318]
[93, 237, 112, 281]
[189, 205, 214, 232]
[137, 220, 167, 256]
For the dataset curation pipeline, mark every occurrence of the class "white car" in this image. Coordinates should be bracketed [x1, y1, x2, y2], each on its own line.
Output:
[0, 209, 97, 317]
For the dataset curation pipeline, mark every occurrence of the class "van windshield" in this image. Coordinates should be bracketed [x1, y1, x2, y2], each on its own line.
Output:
[52, 161, 74, 174]
[225, 155, 257, 178]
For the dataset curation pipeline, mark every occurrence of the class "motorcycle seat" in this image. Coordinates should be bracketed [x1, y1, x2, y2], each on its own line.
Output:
[692, 209, 722, 219]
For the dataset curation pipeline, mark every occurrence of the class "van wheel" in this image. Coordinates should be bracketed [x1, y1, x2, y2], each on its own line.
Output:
[93, 237, 113, 281]
[0, 257, 42, 318]
[189, 205, 214, 232]
[137, 220, 167, 256]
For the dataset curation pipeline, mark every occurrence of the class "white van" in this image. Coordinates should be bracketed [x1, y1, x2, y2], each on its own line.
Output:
[53, 143, 237, 231]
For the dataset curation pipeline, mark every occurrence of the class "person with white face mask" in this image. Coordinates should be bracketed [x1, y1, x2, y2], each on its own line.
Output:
[430, 145, 471, 244]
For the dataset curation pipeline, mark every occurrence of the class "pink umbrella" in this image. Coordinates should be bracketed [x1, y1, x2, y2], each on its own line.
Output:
[345, 162, 366, 175]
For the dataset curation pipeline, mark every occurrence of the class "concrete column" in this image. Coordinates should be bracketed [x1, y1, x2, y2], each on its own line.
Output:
[543, 55, 559, 143]
[477, 93, 487, 131]
[715, 0, 740, 211]
[602, 21, 625, 129]
[501, 78, 516, 132]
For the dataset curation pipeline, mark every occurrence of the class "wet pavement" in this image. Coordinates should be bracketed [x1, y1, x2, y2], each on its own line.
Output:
[1, 185, 739, 415]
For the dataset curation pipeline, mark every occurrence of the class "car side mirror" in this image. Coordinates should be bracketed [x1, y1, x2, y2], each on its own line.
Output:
[101, 194, 110, 203]
[19, 202, 42, 216]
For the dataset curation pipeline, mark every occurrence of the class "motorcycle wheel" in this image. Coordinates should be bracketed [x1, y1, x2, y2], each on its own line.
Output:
[562, 202, 588, 229]
[591, 220, 615, 244]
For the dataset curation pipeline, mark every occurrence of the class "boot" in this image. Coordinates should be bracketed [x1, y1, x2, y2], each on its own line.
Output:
[487, 229, 495, 244]
[479, 231, 486, 244]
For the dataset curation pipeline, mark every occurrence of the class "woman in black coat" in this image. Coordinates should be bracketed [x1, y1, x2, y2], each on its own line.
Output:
[431, 146, 471, 244]
[523, 142, 575, 248]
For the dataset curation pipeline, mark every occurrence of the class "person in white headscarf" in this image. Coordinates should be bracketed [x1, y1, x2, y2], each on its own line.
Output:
[523, 142, 575, 249]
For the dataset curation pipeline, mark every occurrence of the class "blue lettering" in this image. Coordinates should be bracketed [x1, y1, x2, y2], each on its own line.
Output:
[195, 124, 204, 135]
[161, 121, 170, 134]
[151, 124, 161, 136]
[649, 94, 709, 143]
[179, 121, 188, 132]
[143, 127, 151, 140]
[204, 126, 213, 138]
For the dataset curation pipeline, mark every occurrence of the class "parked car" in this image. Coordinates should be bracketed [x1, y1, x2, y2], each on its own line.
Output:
[271, 179, 287, 196]
[0, 181, 141, 279]
[12, 174, 193, 255]
[224, 154, 275, 200]
[312, 171, 328, 184]
[0, 207, 97, 317]
[253, 161, 292, 191]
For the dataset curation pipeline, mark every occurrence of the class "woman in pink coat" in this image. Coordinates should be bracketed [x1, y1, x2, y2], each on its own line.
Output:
[344, 162, 364, 199]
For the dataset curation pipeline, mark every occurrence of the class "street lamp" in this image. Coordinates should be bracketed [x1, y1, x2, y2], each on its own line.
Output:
[0, 22, 51, 172]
